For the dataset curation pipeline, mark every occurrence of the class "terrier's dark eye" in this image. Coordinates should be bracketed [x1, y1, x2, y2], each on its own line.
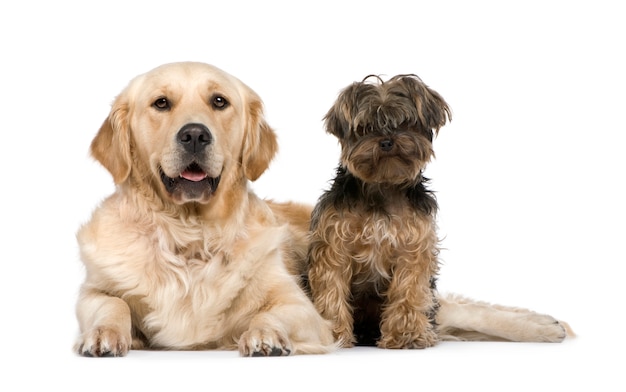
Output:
[354, 124, 372, 137]
[152, 97, 171, 111]
[212, 95, 229, 110]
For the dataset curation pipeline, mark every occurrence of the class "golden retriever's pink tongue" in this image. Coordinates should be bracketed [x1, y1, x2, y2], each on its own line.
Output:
[180, 170, 207, 182]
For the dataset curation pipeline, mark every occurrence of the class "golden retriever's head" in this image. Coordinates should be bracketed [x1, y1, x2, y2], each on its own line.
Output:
[91, 62, 277, 205]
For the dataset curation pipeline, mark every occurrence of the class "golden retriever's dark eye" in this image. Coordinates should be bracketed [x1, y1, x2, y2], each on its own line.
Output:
[152, 97, 171, 111]
[211, 95, 229, 110]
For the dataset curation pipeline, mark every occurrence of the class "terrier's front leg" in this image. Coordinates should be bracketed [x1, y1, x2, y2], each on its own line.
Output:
[308, 245, 355, 347]
[378, 259, 438, 349]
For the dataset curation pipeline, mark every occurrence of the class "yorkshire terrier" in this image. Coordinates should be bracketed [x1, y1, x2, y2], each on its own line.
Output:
[307, 74, 450, 349]
[306, 75, 575, 348]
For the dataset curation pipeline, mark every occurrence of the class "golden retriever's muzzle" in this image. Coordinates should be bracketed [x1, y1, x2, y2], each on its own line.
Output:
[159, 123, 222, 204]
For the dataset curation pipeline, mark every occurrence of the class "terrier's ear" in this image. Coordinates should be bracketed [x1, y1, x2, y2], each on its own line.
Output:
[323, 82, 360, 140]
[90, 93, 132, 184]
[241, 94, 278, 181]
[399, 75, 451, 138]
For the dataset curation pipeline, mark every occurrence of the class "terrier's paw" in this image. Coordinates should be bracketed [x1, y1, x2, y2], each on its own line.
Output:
[239, 328, 292, 357]
[335, 330, 356, 348]
[378, 326, 438, 349]
[75, 326, 131, 357]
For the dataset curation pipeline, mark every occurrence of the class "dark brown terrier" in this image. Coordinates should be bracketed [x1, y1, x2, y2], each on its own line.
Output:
[306, 74, 576, 348]
[307, 74, 449, 349]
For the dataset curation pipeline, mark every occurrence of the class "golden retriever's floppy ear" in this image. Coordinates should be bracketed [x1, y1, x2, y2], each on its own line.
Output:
[242, 97, 278, 181]
[90, 95, 132, 184]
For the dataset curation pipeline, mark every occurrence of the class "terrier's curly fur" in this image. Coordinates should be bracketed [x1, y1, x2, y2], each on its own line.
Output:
[307, 74, 449, 348]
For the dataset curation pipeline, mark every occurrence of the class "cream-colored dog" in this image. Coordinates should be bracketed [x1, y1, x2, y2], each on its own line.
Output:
[75, 62, 335, 356]
[75, 62, 571, 357]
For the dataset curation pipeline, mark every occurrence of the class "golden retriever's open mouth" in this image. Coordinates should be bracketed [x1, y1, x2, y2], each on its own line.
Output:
[159, 162, 221, 202]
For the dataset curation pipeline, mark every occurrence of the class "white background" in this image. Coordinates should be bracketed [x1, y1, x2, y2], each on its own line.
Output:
[1, 0, 624, 390]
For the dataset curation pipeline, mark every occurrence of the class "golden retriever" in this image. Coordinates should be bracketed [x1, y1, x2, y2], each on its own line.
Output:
[75, 62, 571, 357]
[75, 62, 335, 356]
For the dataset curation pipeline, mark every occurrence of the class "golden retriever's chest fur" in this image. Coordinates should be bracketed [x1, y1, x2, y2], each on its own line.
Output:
[79, 194, 279, 349]
[130, 235, 236, 347]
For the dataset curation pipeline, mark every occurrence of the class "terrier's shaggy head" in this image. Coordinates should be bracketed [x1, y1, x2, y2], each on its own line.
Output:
[324, 74, 451, 186]
[307, 74, 451, 348]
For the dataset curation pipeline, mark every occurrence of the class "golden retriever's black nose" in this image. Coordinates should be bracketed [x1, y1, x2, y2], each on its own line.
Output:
[177, 123, 212, 153]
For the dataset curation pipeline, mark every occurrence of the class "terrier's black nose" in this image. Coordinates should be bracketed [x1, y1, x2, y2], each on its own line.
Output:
[379, 139, 394, 152]
[177, 123, 212, 153]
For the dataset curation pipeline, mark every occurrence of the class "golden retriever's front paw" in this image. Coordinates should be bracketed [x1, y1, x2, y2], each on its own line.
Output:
[238, 328, 292, 357]
[75, 326, 131, 357]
